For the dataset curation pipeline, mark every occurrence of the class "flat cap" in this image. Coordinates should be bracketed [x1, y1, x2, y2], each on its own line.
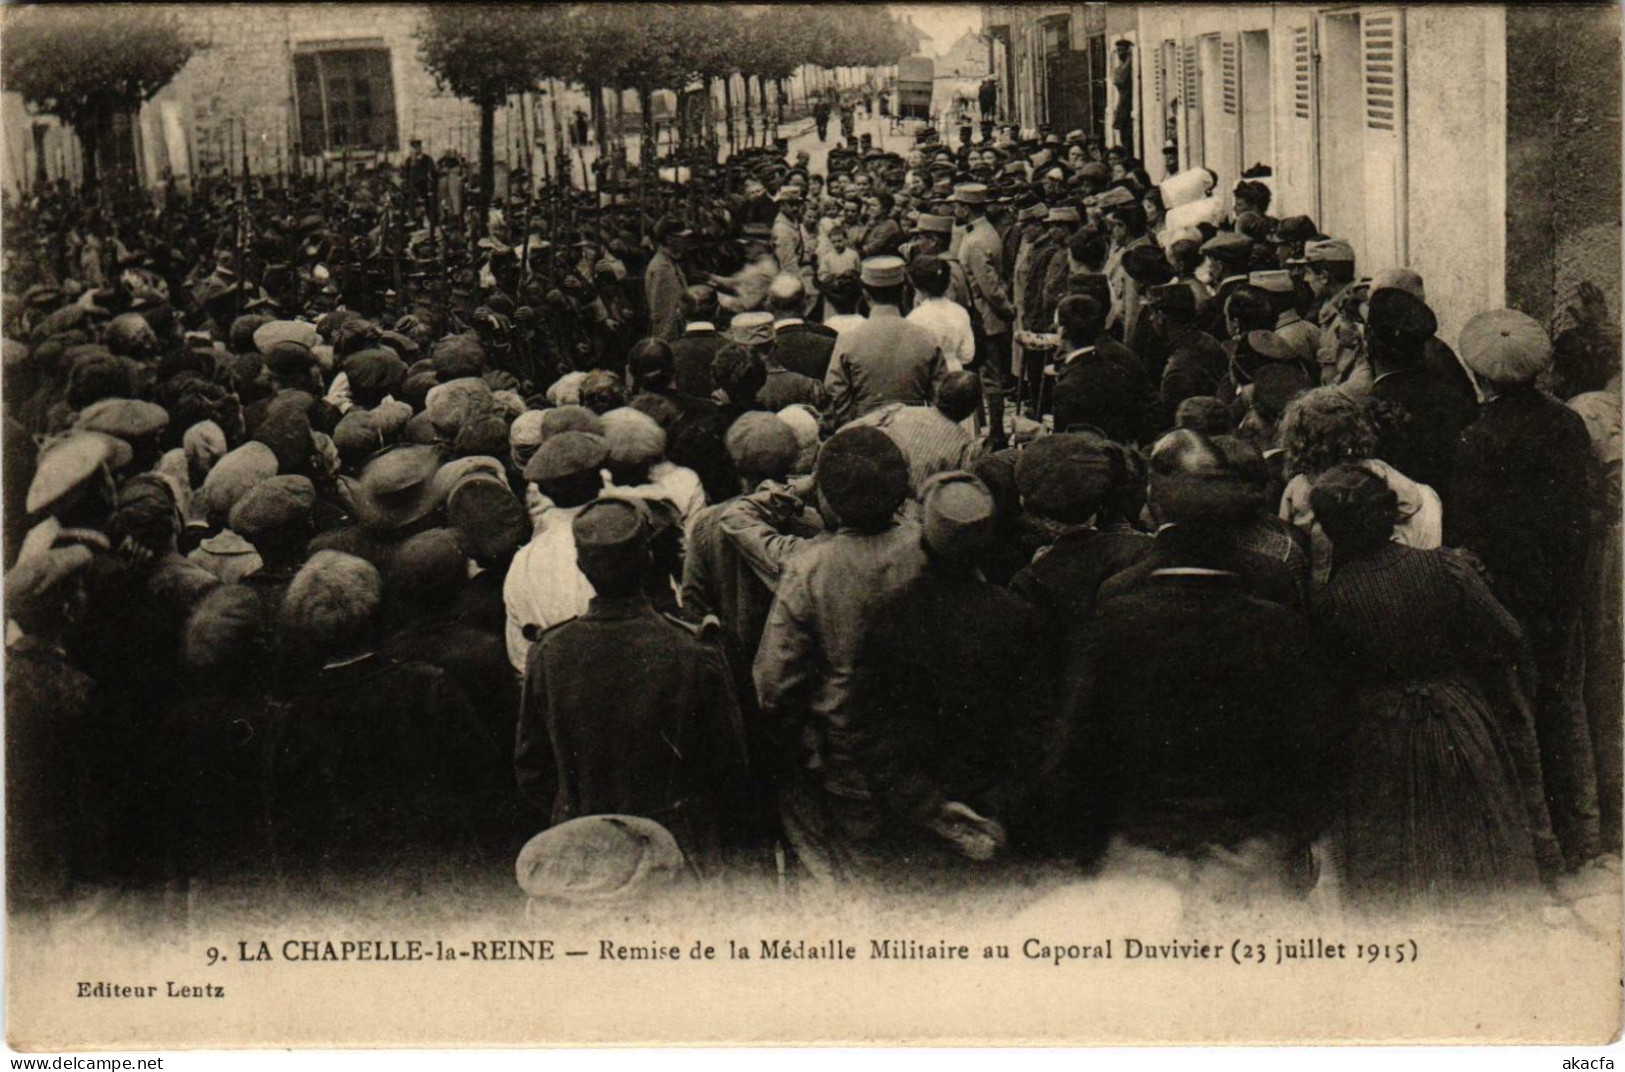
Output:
[1015, 434, 1116, 521]
[386, 527, 468, 604]
[1090, 186, 1136, 210]
[1365, 288, 1437, 341]
[229, 474, 315, 539]
[253, 319, 320, 355]
[343, 347, 409, 393]
[515, 815, 685, 905]
[1247, 269, 1295, 294]
[1200, 231, 1254, 259]
[264, 340, 317, 378]
[919, 471, 997, 561]
[70, 393, 166, 443]
[524, 430, 609, 484]
[572, 497, 650, 579]
[332, 408, 382, 467]
[860, 255, 907, 288]
[426, 377, 495, 436]
[600, 407, 668, 469]
[815, 425, 909, 526]
[446, 473, 529, 563]
[1288, 238, 1355, 266]
[538, 404, 603, 442]
[1369, 267, 1426, 301]
[201, 441, 279, 524]
[725, 411, 800, 479]
[1459, 309, 1552, 384]
[725, 310, 776, 347]
[26, 432, 123, 515]
[1122, 244, 1174, 286]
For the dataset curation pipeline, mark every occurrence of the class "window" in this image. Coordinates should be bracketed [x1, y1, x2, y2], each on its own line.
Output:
[294, 46, 399, 154]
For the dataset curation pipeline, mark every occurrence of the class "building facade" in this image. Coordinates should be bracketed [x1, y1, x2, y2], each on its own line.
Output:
[1, 4, 827, 199]
[983, 2, 1620, 346]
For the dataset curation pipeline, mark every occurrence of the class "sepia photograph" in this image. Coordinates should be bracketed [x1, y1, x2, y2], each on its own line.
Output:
[0, 0, 1619, 1053]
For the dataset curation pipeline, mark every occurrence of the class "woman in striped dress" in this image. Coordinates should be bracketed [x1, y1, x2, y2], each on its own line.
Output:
[1309, 465, 1540, 910]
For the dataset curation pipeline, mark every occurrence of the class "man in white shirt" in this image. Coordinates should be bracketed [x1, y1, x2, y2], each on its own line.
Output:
[905, 256, 974, 372]
[502, 432, 607, 673]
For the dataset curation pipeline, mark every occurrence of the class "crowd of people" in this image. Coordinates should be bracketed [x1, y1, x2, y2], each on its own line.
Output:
[3, 116, 1619, 916]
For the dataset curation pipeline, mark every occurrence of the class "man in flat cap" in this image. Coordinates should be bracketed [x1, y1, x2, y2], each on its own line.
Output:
[268, 550, 507, 880]
[516, 498, 748, 871]
[754, 426, 929, 882]
[1195, 231, 1255, 340]
[1285, 238, 1360, 385]
[854, 471, 1045, 868]
[1447, 310, 1602, 869]
[824, 256, 946, 427]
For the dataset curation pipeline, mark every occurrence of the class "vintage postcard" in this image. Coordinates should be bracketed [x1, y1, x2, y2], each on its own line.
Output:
[2, 0, 1620, 1051]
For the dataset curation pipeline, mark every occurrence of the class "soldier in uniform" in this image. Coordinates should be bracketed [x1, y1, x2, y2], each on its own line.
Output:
[1285, 238, 1361, 388]
[515, 498, 750, 872]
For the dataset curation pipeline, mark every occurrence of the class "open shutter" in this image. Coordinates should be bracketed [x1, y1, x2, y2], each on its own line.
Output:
[1154, 48, 1165, 125]
[1182, 41, 1202, 166]
[1221, 37, 1239, 117]
[1284, 20, 1318, 218]
[1219, 33, 1241, 183]
[1361, 7, 1406, 268]
[293, 52, 327, 155]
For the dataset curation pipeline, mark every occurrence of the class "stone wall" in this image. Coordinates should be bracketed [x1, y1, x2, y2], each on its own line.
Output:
[1505, 3, 1622, 327]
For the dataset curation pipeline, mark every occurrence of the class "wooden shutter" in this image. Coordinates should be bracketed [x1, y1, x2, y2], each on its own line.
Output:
[1154, 48, 1165, 120]
[1361, 7, 1406, 267]
[1221, 37, 1238, 115]
[293, 52, 327, 155]
[1292, 25, 1312, 120]
[1218, 34, 1241, 185]
[1182, 41, 1201, 165]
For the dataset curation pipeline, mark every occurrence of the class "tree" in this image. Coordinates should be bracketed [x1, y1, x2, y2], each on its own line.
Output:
[2, 6, 198, 200]
[740, 7, 803, 139]
[680, 5, 743, 157]
[417, 6, 549, 230]
[552, 5, 638, 184]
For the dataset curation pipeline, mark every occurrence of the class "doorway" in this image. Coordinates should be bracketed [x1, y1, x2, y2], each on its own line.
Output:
[1240, 30, 1273, 173]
